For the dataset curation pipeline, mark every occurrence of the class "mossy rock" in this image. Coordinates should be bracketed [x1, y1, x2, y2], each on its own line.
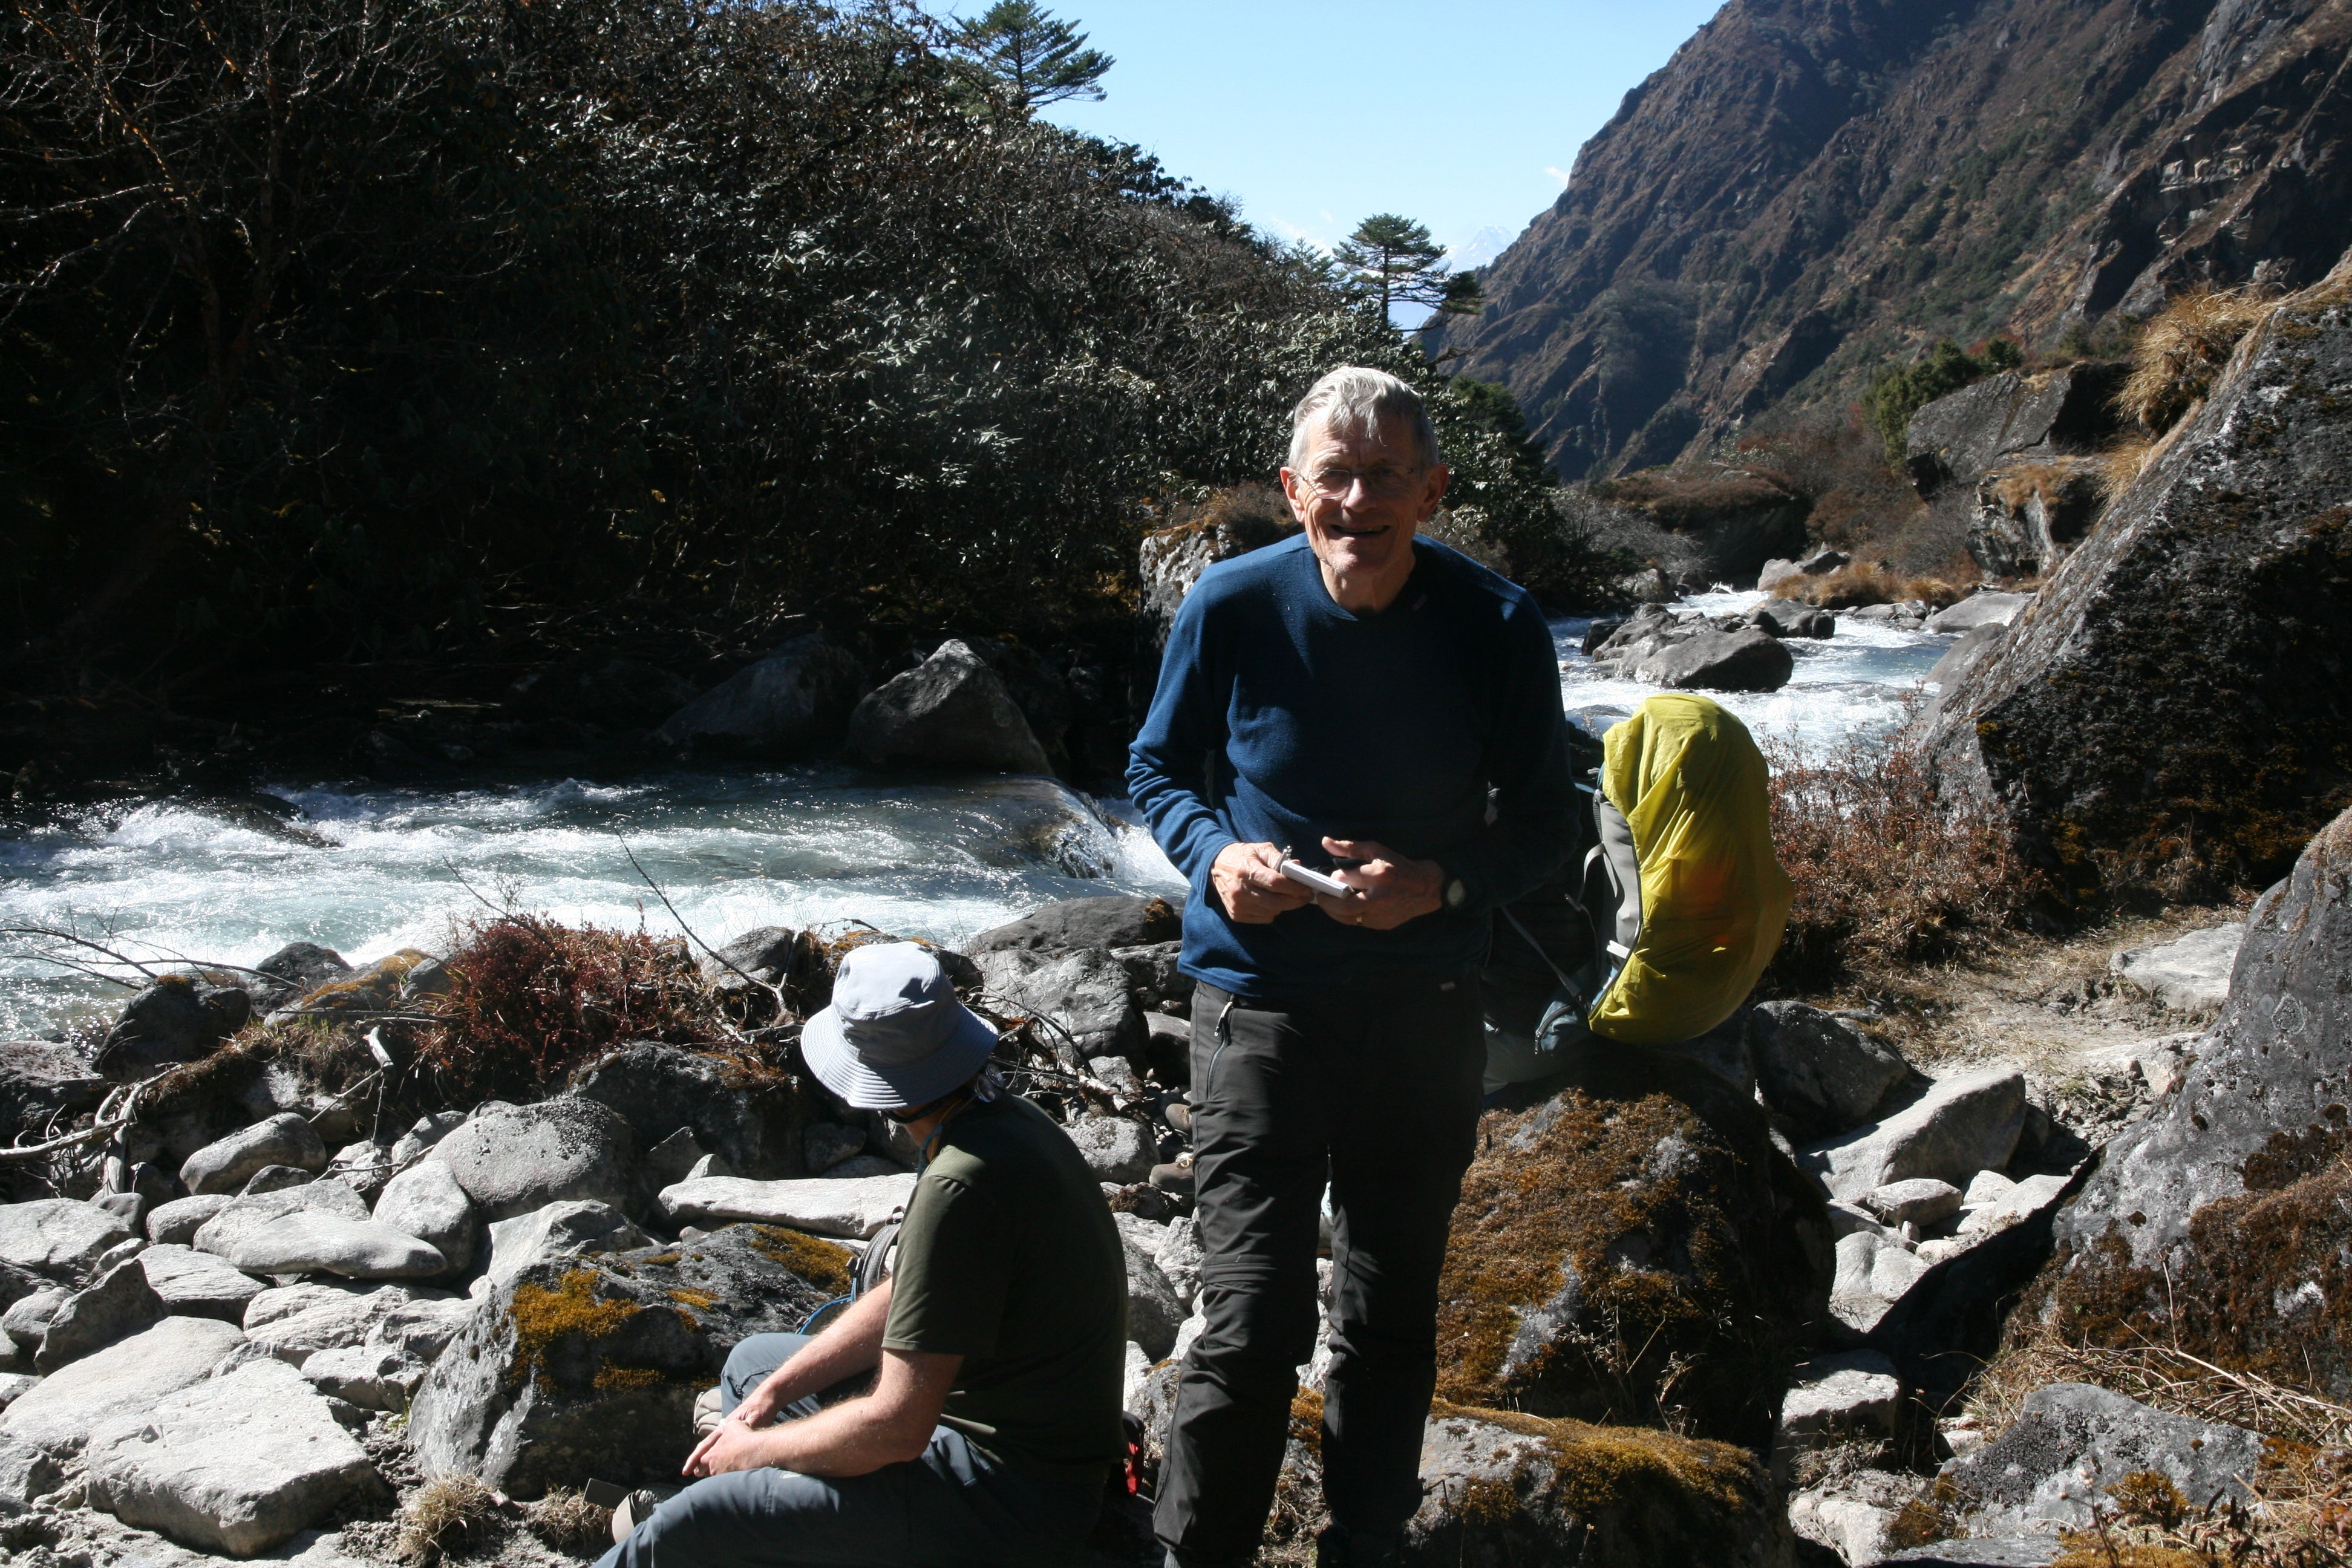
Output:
[408, 1223, 852, 1497]
[1436, 1049, 1831, 1448]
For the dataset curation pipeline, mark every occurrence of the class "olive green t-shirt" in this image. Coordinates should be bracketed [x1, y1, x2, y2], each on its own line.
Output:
[881, 1093, 1128, 1484]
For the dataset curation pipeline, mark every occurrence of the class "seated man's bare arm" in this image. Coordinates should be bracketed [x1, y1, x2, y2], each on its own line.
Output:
[720, 1281, 894, 1436]
[684, 1343, 961, 1479]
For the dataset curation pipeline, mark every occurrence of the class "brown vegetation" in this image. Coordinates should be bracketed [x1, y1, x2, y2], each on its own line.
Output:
[1764, 720, 2039, 987]
[2120, 287, 2272, 434]
[393, 1476, 500, 1566]
[1772, 560, 1963, 609]
[525, 1489, 613, 1555]
[410, 915, 727, 1105]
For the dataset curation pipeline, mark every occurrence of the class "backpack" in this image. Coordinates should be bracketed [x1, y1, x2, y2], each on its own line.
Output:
[1487, 693, 1792, 1059]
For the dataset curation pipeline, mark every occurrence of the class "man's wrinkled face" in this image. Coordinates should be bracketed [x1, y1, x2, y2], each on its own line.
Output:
[1280, 414, 1449, 598]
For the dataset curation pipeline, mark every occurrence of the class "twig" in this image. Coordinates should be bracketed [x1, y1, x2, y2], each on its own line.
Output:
[612, 833, 791, 1018]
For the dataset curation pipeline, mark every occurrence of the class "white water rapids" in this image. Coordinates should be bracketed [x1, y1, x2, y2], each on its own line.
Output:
[0, 590, 1951, 1039]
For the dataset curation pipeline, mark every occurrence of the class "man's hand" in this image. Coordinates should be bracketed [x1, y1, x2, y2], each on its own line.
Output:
[684, 1414, 778, 1478]
[1212, 841, 1313, 924]
[1315, 837, 1445, 932]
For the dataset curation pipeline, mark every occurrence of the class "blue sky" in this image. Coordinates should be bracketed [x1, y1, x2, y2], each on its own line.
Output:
[927, 1, 1726, 266]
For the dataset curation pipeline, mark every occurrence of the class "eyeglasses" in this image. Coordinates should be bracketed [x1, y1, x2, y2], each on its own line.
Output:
[1296, 464, 1425, 499]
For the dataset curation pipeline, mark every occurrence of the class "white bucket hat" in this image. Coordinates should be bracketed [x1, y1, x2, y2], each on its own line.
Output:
[800, 942, 998, 1111]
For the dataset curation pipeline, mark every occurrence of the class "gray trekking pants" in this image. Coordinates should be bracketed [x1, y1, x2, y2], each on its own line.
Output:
[596, 1332, 1101, 1568]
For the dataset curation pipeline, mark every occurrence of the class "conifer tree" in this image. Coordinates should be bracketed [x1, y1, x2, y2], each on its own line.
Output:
[952, 2, 1114, 110]
[1333, 214, 1483, 324]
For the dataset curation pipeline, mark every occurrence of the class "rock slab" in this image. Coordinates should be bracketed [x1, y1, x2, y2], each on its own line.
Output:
[657, 1174, 915, 1239]
[427, 1097, 637, 1222]
[1936, 1382, 2262, 1537]
[1798, 1068, 2025, 1203]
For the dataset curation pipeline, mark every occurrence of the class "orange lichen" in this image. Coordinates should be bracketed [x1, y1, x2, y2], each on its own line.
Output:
[748, 1226, 853, 1294]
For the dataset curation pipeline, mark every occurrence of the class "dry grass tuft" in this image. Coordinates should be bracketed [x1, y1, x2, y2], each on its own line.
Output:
[394, 1476, 500, 1565]
[1970, 1334, 2352, 1454]
[410, 913, 728, 1104]
[2121, 287, 2272, 434]
[1764, 717, 2040, 987]
[1771, 560, 1964, 610]
[2099, 433, 2163, 501]
[526, 1489, 612, 1555]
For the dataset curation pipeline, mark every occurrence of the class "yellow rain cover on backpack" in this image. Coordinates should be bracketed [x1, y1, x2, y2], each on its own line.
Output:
[1588, 693, 1794, 1045]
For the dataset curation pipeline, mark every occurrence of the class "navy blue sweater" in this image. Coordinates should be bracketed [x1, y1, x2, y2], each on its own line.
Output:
[1127, 533, 1575, 999]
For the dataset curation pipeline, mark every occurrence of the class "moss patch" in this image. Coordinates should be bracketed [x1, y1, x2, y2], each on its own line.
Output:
[505, 1269, 688, 1394]
[748, 1226, 852, 1295]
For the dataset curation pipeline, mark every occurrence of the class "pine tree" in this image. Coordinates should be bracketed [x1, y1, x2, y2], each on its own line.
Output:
[1333, 214, 1484, 324]
[951, 2, 1114, 111]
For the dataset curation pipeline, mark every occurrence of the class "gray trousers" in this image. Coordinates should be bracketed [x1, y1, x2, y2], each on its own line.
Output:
[595, 1333, 1101, 1568]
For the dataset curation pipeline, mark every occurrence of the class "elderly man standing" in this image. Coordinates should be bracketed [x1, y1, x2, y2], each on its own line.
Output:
[1128, 366, 1575, 1568]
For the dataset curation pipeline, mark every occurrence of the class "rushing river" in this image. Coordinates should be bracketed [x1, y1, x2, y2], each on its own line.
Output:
[0, 590, 1949, 1040]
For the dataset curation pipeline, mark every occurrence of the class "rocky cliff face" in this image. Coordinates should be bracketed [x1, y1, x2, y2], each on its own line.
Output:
[1431, 0, 2352, 479]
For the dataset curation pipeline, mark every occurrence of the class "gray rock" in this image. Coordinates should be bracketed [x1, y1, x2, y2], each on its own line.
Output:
[1789, 1469, 1918, 1566]
[245, 942, 354, 1013]
[82, 1354, 387, 1556]
[426, 1097, 636, 1222]
[0, 1040, 106, 1146]
[389, 1111, 466, 1165]
[189, 1178, 374, 1257]
[1924, 590, 2033, 634]
[180, 1111, 329, 1197]
[1748, 1002, 1910, 1139]
[641, 1126, 714, 1191]
[1938, 1382, 2262, 1538]
[302, 1342, 427, 1412]
[1922, 274, 2352, 899]
[146, 1192, 235, 1246]
[567, 1045, 811, 1181]
[0, 1313, 244, 1463]
[654, 633, 869, 759]
[1137, 506, 1295, 669]
[962, 895, 1184, 956]
[483, 1200, 650, 1290]
[844, 639, 1053, 773]
[1, 1288, 65, 1356]
[138, 1243, 267, 1322]
[204, 1209, 445, 1281]
[371, 1158, 477, 1273]
[1830, 1230, 1928, 1333]
[1864, 1178, 1962, 1229]
[511, 654, 699, 729]
[1798, 1068, 2026, 1203]
[800, 1122, 868, 1174]
[1088, 1054, 1145, 1099]
[1120, 1236, 1184, 1361]
[0, 1197, 133, 1279]
[1155, 1215, 1203, 1309]
[1970, 458, 2103, 578]
[818, 1154, 900, 1180]
[243, 1162, 322, 1197]
[35, 1258, 165, 1372]
[1956, 1173, 2069, 1240]
[1902, 361, 2125, 498]
[687, 1151, 737, 1180]
[366, 1295, 477, 1364]
[1777, 1349, 1902, 1454]
[1872, 1541, 2062, 1566]
[91, 1188, 152, 1233]
[697, 926, 800, 993]
[243, 1281, 433, 1367]
[970, 947, 1145, 1072]
[656, 1174, 915, 1238]
[1065, 1116, 1157, 1184]
[2108, 922, 2243, 1016]
[94, 974, 250, 1080]
[1748, 598, 1836, 638]
[1631, 624, 1795, 692]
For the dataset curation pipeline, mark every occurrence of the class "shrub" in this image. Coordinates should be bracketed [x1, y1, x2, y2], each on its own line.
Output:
[1765, 721, 2039, 987]
[2119, 287, 2272, 434]
[1771, 561, 1962, 610]
[1862, 336, 2024, 464]
[409, 914, 726, 1105]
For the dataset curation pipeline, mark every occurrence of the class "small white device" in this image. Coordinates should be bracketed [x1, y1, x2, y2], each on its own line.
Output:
[1279, 860, 1356, 898]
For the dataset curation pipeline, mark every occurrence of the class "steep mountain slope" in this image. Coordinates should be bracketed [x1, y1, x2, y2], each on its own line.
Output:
[1429, 0, 2352, 479]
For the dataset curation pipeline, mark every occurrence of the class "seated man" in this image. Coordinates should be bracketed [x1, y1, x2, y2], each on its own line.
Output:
[600, 942, 1128, 1568]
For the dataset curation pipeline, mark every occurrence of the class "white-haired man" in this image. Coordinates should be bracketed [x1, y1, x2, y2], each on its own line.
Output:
[1128, 367, 1575, 1567]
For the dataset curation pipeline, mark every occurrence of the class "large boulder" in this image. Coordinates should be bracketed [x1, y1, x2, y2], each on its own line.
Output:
[34, 1256, 165, 1372]
[1923, 269, 2352, 898]
[844, 639, 1053, 774]
[242, 942, 354, 1013]
[1746, 1003, 1910, 1140]
[962, 894, 1183, 956]
[652, 633, 870, 759]
[370, 1158, 479, 1273]
[1901, 361, 2126, 498]
[1967, 459, 2104, 580]
[567, 1044, 817, 1180]
[482, 1200, 649, 1292]
[2107, 922, 2243, 1016]
[2037, 808, 2352, 1390]
[0, 1041, 106, 1147]
[137, 1243, 268, 1323]
[1434, 1052, 1832, 1447]
[82, 1354, 387, 1556]
[426, 1097, 638, 1222]
[1922, 590, 2034, 635]
[1929, 1383, 2262, 1538]
[656, 1173, 915, 1239]
[1796, 1068, 2025, 1203]
[94, 973, 251, 1080]
[0, 1198, 132, 1280]
[1136, 498, 1295, 666]
[179, 1110, 328, 1196]
[408, 1226, 849, 1497]
[241, 1279, 456, 1367]
[198, 1208, 446, 1281]
[0, 1314, 244, 1468]
[968, 947, 1146, 1072]
[1589, 606, 1794, 692]
[1585, 467, 1812, 587]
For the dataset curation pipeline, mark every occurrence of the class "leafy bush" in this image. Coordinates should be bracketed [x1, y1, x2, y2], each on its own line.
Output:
[1765, 721, 2038, 987]
[1861, 336, 2024, 463]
